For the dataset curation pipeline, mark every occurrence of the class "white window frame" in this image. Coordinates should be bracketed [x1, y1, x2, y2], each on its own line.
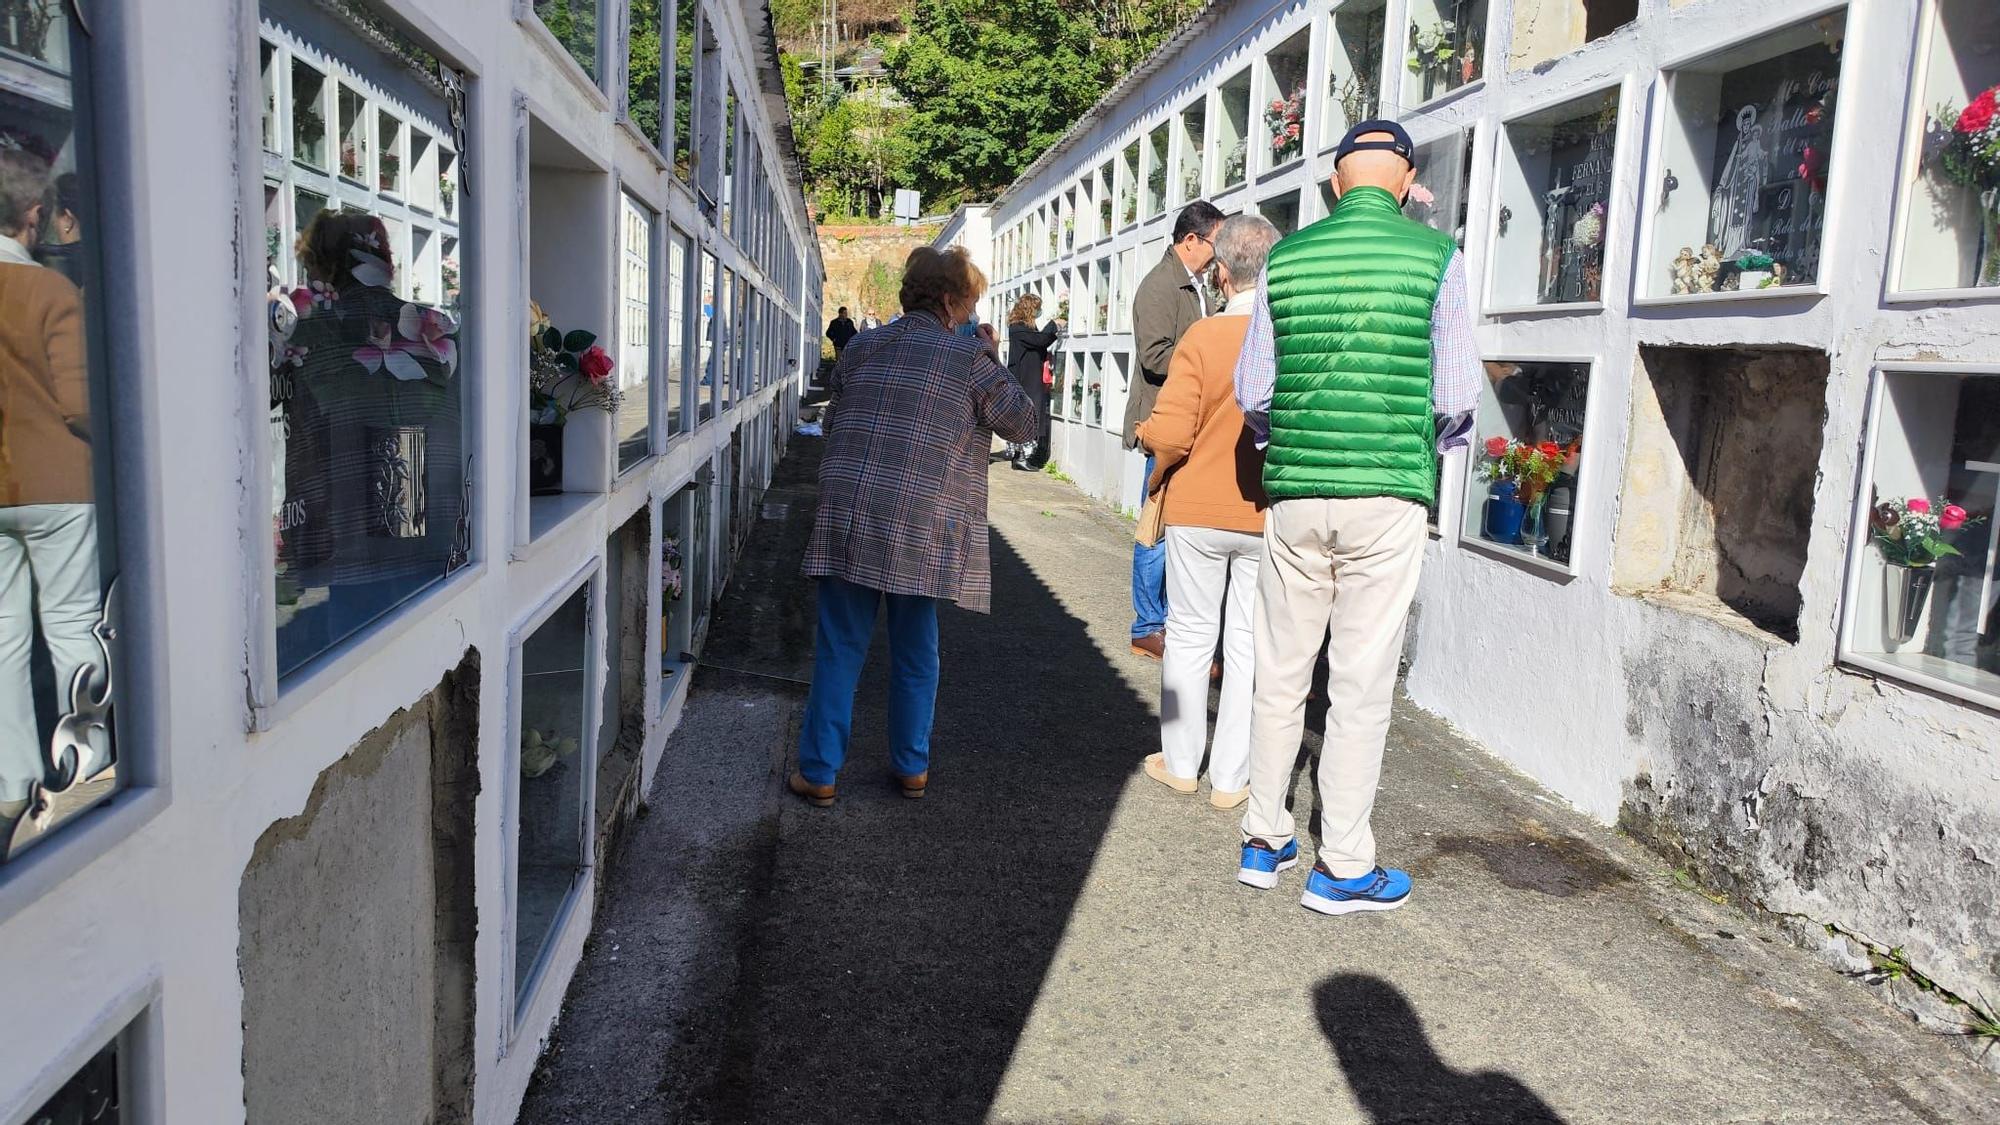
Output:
[1453, 353, 1604, 582]
[1837, 361, 2000, 712]
[501, 561, 605, 1046]
[1630, 0, 1852, 309]
[1481, 75, 1632, 317]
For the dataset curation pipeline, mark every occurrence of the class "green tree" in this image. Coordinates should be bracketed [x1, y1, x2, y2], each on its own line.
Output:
[886, 0, 1108, 202]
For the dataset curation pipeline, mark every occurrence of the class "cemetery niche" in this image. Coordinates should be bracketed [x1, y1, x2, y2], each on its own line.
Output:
[1648, 14, 1845, 298]
[1492, 87, 1618, 308]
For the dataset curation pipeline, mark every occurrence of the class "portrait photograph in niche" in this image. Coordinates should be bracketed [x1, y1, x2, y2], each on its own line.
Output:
[1656, 14, 1844, 297]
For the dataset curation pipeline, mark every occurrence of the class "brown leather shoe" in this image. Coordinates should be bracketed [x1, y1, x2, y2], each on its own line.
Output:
[788, 771, 836, 807]
[1130, 632, 1165, 660]
[895, 771, 928, 799]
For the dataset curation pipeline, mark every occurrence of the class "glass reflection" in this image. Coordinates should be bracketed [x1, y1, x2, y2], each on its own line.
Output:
[516, 583, 589, 1000]
[1, 0, 119, 863]
[269, 211, 465, 677]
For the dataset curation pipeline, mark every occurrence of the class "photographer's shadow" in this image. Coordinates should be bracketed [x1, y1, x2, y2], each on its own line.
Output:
[1316, 974, 1568, 1124]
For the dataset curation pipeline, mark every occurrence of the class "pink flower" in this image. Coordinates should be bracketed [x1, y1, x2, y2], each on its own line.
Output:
[1906, 497, 1931, 514]
[1407, 182, 1435, 206]
[579, 344, 615, 383]
[397, 303, 459, 375]
[1941, 504, 1968, 530]
[1484, 436, 1509, 458]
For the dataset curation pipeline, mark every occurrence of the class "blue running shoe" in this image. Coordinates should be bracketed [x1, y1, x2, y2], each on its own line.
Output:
[1237, 837, 1299, 889]
[1300, 864, 1412, 915]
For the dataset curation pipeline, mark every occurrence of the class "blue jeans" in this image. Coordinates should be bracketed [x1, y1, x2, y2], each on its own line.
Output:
[1132, 455, 1168, 639]
[797, 576, 940, 785]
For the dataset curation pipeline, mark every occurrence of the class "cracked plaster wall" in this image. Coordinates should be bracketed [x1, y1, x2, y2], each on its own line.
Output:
[1401, 0, 2000, 1023]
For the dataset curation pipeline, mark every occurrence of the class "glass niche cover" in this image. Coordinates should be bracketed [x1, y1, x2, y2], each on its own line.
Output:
[1405, 129, 1473, 247]
[1648, 13, 1846, 298]
[1464, 360, 1590, 566]
[1848, 368, 2000, 706]
[1896, 0, 2000, 294]
[1491, 87, 1619, 308]
[266, 5, 468, 680]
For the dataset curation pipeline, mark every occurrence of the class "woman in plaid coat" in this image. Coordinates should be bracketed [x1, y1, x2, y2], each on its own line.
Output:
[791, 246, 1037, 806]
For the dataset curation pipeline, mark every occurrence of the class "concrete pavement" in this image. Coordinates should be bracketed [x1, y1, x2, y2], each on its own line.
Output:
[517, 435, 1999, 1124]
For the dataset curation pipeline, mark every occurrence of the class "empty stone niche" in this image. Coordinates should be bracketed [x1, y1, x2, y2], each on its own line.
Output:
[239, 651, 479, 1125]
[1509, 0, 1639, 70]
[1613, 347, 1829, 642]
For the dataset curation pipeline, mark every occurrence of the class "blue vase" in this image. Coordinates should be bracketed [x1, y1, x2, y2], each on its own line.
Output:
[1483, 481, 1526, 543]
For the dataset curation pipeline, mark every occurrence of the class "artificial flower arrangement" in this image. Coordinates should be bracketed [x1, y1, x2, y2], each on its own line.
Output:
[1924, 84, 2000, 286]
[1478, 437, 1566, 503]
[1569, 201, 1606, 249]
[1872, 496, 1978, 569]
[1407, 19, 1475, 96]
[1222, 138, 1248, 187]
[440, 175, 456, 211]
[1265, 82, 1307, 164]
[1122, 193, 1138, 226]
[1331, 72, 1376, 130]
[294, 98, 326, 154]
[1732, 250, 1783, 291]
[340, 139, 363, 178]
[379, 149, 400, 192]
[528, 299, 619, 425]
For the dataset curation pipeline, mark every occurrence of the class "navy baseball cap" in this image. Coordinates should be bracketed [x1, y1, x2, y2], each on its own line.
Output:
[1335, 120, 1415, 167]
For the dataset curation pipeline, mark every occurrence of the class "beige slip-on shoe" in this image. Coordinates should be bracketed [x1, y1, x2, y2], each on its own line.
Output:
[1209, 786, 1249, 810]
[1143, 753, 1199, 794]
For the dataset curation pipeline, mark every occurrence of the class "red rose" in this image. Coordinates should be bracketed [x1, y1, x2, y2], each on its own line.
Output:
[579, 344, 615, 383]
[1536, 441, 1561, 461]
[1958, 87, 1998, 135]
[1906, 497, 1931, 515]
[1941, 504, 1968, 531]
[1484, 436, 1509, 458]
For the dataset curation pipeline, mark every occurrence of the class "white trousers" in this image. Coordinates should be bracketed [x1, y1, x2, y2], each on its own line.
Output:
[1159, 524, 1260, 791]
[1242, 496, 1425, 878]
[0, 504, 102, 802]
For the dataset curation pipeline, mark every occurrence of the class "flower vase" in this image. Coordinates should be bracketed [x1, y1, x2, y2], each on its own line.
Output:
[1979, 188, 2000, 289]
[1738, 269, 1772, 290]
[1882, 563, 1936, 647]
[529, 422, 565, 496]
[1521, 500, 1545, 552]
[1482, 481, 1526, 543]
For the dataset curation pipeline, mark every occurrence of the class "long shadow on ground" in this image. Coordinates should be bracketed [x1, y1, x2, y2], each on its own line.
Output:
[717, 526, 1157, 1121]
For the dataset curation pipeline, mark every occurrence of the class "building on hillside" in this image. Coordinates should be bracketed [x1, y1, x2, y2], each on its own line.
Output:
[971, 0, 2000, 1042]
[0, 0, 823, 1121]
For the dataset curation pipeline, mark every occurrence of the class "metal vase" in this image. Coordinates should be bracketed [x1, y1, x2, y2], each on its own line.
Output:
[1882, 564, 1936, 648]
[367, 424, 428, 539]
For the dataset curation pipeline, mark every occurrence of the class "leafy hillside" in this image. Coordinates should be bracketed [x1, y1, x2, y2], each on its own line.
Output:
[781, 0, 1206, 220]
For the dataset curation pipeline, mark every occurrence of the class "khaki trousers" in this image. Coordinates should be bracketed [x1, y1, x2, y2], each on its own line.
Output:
[1241, 496, 1425, 878]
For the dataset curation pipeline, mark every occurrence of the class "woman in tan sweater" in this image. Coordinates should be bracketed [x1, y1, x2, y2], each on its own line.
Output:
[1135, 214, 1279, 808]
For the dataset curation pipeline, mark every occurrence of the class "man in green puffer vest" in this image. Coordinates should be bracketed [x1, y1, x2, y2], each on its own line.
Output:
[1230, 121, 1482, 916]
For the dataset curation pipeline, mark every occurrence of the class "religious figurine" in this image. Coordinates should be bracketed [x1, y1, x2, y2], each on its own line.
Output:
[1670, 246, 1699, 295]
[1767, 262, 1788, 289]
[1707, 104, 1766, 258]
[1693, 243, 1724, 293]
[1538, 184, 1572, 303]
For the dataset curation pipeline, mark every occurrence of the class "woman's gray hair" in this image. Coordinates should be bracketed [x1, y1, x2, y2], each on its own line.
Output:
[1213, 214, 1281, 289]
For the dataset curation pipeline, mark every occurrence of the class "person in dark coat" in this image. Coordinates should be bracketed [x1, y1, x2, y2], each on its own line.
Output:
[1004, 292, 1062, 470]
[825, 306, 857, 354]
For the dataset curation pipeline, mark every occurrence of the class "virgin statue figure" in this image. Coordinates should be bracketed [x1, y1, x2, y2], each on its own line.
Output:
[1707, 104, 1765, 257]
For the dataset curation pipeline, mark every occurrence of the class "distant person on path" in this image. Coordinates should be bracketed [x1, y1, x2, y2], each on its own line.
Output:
[1123, 199, 1225, 661]
[1232, 121, 1478, 914]
[861, 309, 881, 331]
[1004, 293, 1062, 470]
[793, 246, 1037, 806]
[825, 306, 857, 354]
[1134, 215, 1277, 810]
